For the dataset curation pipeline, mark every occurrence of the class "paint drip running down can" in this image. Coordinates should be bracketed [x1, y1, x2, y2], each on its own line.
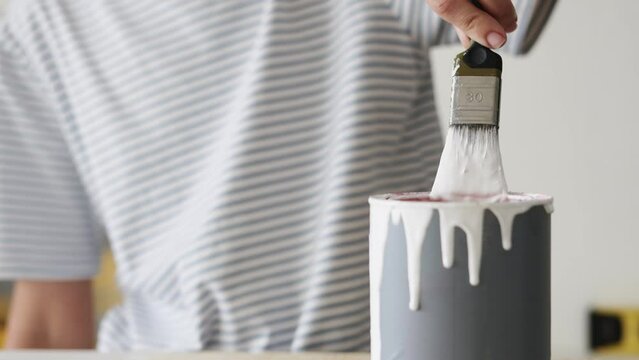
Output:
[369, 193, 553, 360]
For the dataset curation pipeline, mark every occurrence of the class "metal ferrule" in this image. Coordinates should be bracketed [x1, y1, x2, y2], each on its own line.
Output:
[449, 75, 501, 127]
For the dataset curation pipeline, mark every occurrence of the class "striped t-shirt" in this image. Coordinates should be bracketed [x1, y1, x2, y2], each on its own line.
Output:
[0, 0, 555, 352]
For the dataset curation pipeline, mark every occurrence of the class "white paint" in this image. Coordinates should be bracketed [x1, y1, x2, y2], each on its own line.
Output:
[368, 192, 552, 360]
[437, 206, 485, 285]
[398, 208, 433, 311]
[490, 203, 532, 250]
[431, 126, 507, 200]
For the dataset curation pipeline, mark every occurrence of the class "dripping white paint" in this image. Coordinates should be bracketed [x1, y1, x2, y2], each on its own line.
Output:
[368, 192, 553, 360]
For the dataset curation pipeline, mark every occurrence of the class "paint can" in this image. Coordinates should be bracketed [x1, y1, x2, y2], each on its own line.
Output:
[369, 192, 553, 360]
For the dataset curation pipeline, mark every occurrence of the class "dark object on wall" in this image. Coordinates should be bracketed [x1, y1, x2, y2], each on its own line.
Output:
[590, 308, 639, 354]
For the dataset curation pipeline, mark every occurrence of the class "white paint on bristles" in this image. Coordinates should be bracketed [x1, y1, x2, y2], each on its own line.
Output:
[431, 126, 508, 200]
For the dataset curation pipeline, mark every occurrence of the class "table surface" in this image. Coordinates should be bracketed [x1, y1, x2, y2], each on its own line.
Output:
[0, 352, 636, 360]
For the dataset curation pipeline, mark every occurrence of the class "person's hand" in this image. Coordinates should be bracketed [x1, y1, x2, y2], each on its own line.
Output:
[427, 0, 518, 49]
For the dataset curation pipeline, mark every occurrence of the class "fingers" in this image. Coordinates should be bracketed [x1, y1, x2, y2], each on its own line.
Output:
[476, 0, 518, 32]
[427, 0, 513, 49]
[454, 26, 471, 48]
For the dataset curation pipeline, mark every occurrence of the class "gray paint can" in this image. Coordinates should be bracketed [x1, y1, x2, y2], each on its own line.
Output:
[369, 193, 552, 360]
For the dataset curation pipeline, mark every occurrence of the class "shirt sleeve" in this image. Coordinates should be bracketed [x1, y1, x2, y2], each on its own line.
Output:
[388, 0, 557, 55]
[0, 34, 101, 280]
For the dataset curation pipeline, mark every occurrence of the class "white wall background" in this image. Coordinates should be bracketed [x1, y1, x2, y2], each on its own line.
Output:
[431, 1, 639, 357]
[1, 0, 637, 357]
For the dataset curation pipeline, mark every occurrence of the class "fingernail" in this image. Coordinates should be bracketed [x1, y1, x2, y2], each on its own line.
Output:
[487, 32, 505, 48]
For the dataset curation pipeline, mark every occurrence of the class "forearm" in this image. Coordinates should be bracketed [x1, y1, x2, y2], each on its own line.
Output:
[5, 280, 95, 349]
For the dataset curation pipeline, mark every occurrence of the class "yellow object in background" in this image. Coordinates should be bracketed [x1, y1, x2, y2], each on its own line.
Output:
[93, 250, 121, 317]
[591, 307, 639, 355]
[0, 296, 7, 346]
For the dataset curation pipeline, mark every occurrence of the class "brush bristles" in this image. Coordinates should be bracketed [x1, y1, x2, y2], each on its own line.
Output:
[446, 125, 499, 156]
[448, 124, 498, 131]
[431, 124, 507, 200]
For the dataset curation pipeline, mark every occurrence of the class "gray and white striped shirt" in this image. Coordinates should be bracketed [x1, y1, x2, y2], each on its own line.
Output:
[0, 0, 554, 352]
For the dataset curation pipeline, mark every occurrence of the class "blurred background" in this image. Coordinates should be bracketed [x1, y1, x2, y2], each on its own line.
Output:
[0, 0, 638, 357]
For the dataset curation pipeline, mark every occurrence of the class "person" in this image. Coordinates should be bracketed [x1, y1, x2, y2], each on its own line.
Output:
[0, 0, 555, 352]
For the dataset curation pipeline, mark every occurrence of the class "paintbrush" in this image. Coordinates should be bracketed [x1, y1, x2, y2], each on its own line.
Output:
[431, 21, 507, 200]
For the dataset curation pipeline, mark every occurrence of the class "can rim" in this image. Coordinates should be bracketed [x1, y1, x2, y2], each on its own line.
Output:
[369, 192, 553, 209]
